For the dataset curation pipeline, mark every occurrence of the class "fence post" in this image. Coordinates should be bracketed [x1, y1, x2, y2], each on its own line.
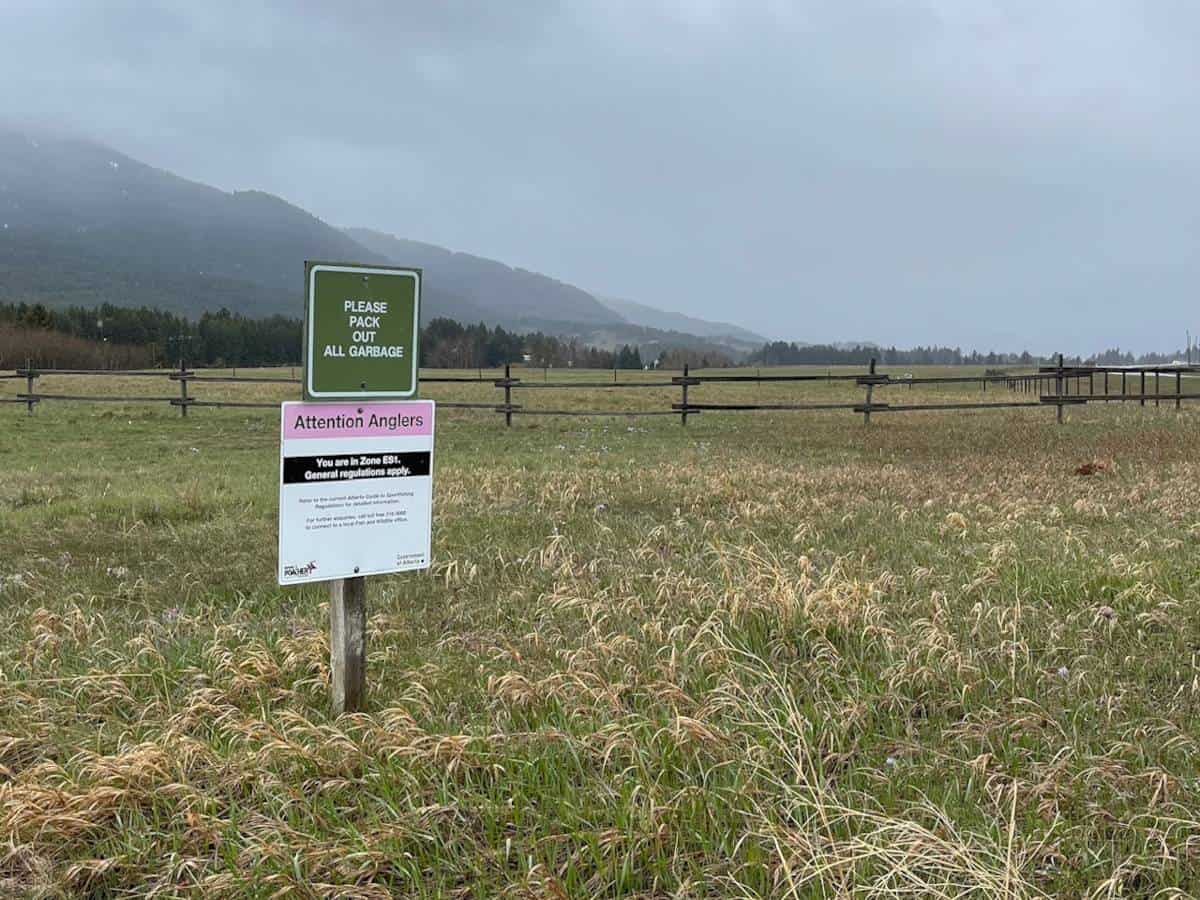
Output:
[178, 354, 189, 418]
[1121, 371, 1126, 402]
[680, 363, 689, 427]
[1104, 370, 1109, 402]
[1056, 353, 1064, 425]
[1140, 370, 1146, 408]
[863, 358, 876, 426]
[504, 362, 513, 428]
[1155, 371, 1160, 408]
[1176, 370, 1182, 411]
[24, 357, 35, 416]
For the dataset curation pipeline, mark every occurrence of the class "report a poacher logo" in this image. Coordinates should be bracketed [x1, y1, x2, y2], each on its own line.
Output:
[283, 560, 318, 578]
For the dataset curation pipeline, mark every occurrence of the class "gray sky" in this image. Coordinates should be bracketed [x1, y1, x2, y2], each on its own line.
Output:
[5, 1, 1199, 352]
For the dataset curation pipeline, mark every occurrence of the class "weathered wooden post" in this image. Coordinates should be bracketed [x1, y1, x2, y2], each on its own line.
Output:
[178, 353, 189, 418]
[863, 358, 876, 426]
[24, 358, 35, 416]
[1121, 371, 1126, 402]
[1176, 370, 1182, 411]
[1155, 371, 1160, 408]
[680, 363, 690, 427]
[1056, 353, 1064, 425]
[329, 575, 366, 714]
[504, 362, 513, 428]
[22, 360, 35, 415]
[1104, 370, 1109, 402]
[1140, 370, 1146, 407]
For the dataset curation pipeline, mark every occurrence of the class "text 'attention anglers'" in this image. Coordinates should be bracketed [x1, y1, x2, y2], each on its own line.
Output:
[291, 410, 426, 431]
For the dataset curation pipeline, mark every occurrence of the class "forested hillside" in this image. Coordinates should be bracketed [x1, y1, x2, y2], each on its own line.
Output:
[0, 129, 767, 357]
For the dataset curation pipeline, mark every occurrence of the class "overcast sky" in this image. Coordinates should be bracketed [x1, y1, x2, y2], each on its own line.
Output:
[5, 1, 1199, 352]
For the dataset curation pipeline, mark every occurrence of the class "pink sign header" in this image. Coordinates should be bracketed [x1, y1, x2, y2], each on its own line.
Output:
[282, 401, 434, 440]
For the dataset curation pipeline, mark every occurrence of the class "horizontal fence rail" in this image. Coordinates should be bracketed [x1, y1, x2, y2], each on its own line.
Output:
[3, 355, 1199, 425]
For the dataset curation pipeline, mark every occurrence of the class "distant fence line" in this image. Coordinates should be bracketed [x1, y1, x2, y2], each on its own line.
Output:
[3, 355, 1199, 426]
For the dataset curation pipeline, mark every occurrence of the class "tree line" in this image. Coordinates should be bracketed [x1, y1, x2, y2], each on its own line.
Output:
[0, 302, 653, 370]
[422, 318, 647, 370]
[0, 302, 298, 366]
[747, 341, 1192, 367]
[1, 301, 1191, 370]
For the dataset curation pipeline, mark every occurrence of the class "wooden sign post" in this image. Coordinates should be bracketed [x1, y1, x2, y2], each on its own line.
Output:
[330, 576, 366, 714]
[280, 261, 428, 716]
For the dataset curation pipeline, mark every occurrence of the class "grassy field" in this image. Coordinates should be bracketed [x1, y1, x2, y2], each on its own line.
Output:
[1, 368, 1198, 897]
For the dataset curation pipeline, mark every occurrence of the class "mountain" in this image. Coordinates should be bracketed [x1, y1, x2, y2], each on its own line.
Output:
[0, 128, 621, 330]
[597, 295, 767, 348]
[0, 127, 769, 355]
[0, 128, 501, 322]
[343, 228, 619, 328]
[345, 228, 773, 356]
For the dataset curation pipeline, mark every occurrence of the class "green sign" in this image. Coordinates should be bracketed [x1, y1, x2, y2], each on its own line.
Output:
[304, 262, 421, 399]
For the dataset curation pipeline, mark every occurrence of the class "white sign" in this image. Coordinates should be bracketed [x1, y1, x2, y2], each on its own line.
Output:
[278, 400, 434, 585]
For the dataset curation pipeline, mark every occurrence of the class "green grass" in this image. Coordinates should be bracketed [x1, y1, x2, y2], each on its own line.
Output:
[0, 368, 1198, 897]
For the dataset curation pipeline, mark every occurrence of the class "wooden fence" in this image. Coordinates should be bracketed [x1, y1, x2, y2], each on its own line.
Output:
[4, 355, 1199, 426]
